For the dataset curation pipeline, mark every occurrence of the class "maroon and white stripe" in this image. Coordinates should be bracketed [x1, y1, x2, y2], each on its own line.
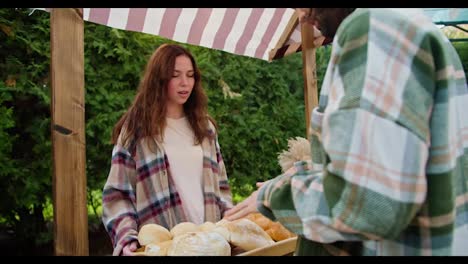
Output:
[200, 8, 229, 49]
[35, 8, 324, 61]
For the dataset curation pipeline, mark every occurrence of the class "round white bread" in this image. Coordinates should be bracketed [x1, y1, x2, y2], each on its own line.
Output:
[170, 222, 199, 237]
[211, 226, 231, 242]
[157, 239, 173, 255]
[167, 231, 231, 256]
[215, 219, 230, 228]
[138, 224, 172, 246]
[144, 240, 173, 256]
[227, 218, 275, 251]
[198, 221, 216, 232]
[144, 243, 163, 256]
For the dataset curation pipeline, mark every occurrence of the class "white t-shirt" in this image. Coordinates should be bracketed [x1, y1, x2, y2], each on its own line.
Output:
[162, 117, 205, 224]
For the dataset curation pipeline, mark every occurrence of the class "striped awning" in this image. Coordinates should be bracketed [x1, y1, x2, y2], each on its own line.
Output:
[38, 8, 327, 61]
[423, 8, 468, 25]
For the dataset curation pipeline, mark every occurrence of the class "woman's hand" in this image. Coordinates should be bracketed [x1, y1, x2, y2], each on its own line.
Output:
[223, 182, 264, 221]
[122, 240, 139, 256]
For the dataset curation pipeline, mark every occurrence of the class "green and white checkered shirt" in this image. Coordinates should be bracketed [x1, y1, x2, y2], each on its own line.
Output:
[257, 8, 468, 256]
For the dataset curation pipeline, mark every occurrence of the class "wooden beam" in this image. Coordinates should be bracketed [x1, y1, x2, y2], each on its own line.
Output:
[300, 19, 319, 139]
[237, 237, 297, 256]
[50, 8, 88, 256]
[268, 11, 299, 61]
[274, 12, 298, 50]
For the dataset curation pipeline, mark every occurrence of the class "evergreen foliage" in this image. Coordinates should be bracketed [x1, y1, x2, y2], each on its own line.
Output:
[0, 9, 331, 253]
[1, 8, 466, 254]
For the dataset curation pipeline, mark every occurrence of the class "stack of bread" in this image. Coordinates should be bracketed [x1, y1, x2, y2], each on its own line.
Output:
[244, 213, 296, 242]
[134, 214, 294, 256]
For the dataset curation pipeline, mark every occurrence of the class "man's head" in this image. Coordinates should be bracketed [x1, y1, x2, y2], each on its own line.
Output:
[296, 8, 356, 38]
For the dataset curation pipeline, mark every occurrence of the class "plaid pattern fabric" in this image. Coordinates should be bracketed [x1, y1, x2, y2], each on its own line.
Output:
[102, 121, 232, 255]
[258, 8, 468, 256]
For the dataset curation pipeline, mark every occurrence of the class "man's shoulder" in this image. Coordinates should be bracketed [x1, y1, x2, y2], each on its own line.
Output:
[341, 8, 434, 32]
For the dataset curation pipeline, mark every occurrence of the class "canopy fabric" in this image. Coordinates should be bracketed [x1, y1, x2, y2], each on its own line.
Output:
[36, 8, 467, 61]
[38, 8, 326, 61]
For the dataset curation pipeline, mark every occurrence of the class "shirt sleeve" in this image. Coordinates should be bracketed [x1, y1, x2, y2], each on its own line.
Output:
[257, 10, 432, 243]
[207, 117, 233, 214]
[102, 143, 139, 255]
[215, 134, 234, 213]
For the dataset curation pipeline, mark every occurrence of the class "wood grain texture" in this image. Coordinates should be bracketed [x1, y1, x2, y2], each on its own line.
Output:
[269, 12, 299, 60]
[236, 237, 297, 256]
[50, 8, 88, 256]
[300, 20, 318, 139]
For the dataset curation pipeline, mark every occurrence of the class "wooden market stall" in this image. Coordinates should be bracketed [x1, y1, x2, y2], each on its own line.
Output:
[45, 7, 468, 255]
[48, 7, 321, 255]
[50, 8, 88, 255]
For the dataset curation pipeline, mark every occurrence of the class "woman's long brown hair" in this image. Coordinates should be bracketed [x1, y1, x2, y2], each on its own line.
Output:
[111, 43, 217, 149]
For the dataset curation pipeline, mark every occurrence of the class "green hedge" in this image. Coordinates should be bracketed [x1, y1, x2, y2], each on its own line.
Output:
[0, 8, 332, 252]
[3, 9, 466, 254]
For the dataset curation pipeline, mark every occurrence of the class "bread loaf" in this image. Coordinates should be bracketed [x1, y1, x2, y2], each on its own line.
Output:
[215, 219, 230, 228]
[245, 213, 296, 241]
[245, 213, 270, 230]
[167, 231, 231, 256]
[138, 223, 172, 246]
[133, 245, 147, 256]
[144, 243, 163, 256]
[144, 240, 173, 256]
[211, 225, 230, 242]
[266, 222, 295, 241]
[227, 218, 275, 251]
[170, 222, 199, 237]
[198, 221, 216, 232]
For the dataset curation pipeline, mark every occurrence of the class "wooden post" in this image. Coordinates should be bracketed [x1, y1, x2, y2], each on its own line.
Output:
[50, 8, 88, 256]
[300, 21, 319, 139]
[268, 12, 298, 60]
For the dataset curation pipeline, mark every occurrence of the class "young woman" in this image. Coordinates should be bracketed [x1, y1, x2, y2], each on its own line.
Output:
[101, 44, 233, 256]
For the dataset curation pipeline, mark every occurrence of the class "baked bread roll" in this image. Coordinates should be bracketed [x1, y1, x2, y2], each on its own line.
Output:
[144, 243, 163, 256]
[133, 245, 147, 256]
[245, 212, 270, 230]
[144, 240, 173, 256]
[167, 231, 231, 256]
[138, 223, 172, 246]
[198, 221, 216, 232]
[265, 222, 295, 241]
[211, 226, 230, 242]
[170, 222, 199, 237]
[215, 219, 230, 228]
[227, 218, 275, 251]
[245, 213, 296, 241]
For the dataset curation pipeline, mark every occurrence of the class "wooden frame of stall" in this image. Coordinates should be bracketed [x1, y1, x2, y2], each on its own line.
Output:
[50, 8, 319, 255]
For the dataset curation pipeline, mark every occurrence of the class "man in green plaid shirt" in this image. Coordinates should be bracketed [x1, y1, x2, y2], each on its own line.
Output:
[224, 8, 468, 255]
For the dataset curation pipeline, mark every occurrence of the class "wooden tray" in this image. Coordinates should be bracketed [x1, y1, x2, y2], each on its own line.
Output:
[236, 236, 297, 256]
